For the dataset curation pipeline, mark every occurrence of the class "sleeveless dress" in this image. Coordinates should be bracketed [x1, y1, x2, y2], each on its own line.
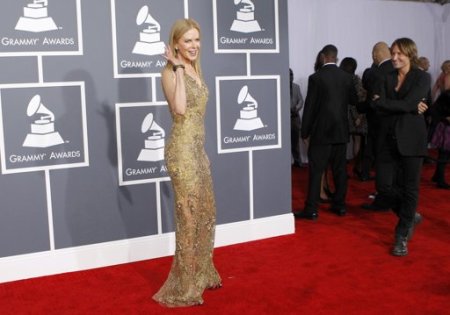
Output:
[152, 73, 222, 307]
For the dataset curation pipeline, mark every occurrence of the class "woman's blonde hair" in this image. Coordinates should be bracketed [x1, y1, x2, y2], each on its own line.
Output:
[391, 37, 419, 68]
[166, 18, 202, 76]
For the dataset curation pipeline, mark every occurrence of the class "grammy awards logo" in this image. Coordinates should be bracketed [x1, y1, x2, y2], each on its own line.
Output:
[132, 5, 165, 56]
[22, 94, 64, 148]
[137, 113, 165, 161]
[234, 85, 264, 131]
[15, 0, 58, 33]
[230, 0, 261, 33]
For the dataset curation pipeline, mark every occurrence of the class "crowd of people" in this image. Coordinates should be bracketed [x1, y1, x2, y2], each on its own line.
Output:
[290, 39, 450, 258]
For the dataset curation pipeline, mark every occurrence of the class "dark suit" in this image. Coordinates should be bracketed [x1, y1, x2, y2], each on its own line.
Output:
[373, 67, 430, 237]
[359, 64, 384, 180]
[363, 60, 396, 209]
[301, 63, 357, 213]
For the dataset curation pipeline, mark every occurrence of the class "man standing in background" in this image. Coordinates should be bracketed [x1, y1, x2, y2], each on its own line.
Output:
[294, 44, 357, 220]
[360, 42, 395, 211]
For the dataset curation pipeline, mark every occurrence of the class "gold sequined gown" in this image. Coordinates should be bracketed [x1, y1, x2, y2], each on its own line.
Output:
[153, 74, 222, 307]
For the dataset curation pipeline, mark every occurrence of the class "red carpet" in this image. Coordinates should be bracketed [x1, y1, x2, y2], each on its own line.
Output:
[1, 156, 449, 314]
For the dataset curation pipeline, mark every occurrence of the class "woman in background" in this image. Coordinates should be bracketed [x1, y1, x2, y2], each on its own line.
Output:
[432, 60, 450, 102]
[431, 90, 450, 189]
[339, 57, 368, 181]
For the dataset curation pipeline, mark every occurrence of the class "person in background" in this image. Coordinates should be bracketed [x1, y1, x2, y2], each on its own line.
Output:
[290, 68, 304, 167]
[428, 60, 450, 149]
[430, 90, 450, 189]
[417, 56, 434, 164]
[360, 42, 395, 211]
[371, 38, 430, 256]
[294, 44, 357, 220]
[153, 18, 221, 307]
[340, 57, 368, 180]
[360, 61, 378, 182]
[418, 56, 430, 72]
[432, 60, 450, 102]
[312, 51, 334, 202]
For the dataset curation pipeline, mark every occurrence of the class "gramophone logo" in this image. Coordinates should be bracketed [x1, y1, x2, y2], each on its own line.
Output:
[132, 5, 165, 56]
[15, 0, 58, 33]
[22, 94, 64, 148]
[233, 85, 264, 131]
[137, 113, 165, 161]
[230, 0, 261, 33]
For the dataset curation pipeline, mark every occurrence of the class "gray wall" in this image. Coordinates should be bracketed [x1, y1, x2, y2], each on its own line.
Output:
[0, 0, 291, 259]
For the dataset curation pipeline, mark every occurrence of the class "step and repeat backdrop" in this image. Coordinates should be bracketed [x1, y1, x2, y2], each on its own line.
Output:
[0, 0, 291, 282]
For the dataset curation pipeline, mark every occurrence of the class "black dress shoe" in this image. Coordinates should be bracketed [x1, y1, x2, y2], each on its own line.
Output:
[391, 236, 408, 256]
[361, 203, 389, 211]
[330, 207, 346, 216]
[293, 210, 318, 220]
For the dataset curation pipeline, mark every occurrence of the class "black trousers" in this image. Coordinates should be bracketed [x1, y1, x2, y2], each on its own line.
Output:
[373, 142, 397, 209]
[361, 127, 376, 178]
[377, 138, 423, 237]
[304, 143, 347, 212]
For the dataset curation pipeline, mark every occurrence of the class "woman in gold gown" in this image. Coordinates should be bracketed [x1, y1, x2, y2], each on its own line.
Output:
[152, 18, 222, 307]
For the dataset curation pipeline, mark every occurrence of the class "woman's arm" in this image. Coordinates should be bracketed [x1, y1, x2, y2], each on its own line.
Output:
[161, 45, 187, 115]
[161, 66, 187, 115]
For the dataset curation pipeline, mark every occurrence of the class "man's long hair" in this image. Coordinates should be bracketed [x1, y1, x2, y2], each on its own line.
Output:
[391, 38, 419, 68]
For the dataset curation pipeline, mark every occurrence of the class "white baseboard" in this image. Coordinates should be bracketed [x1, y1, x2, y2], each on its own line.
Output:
[0, 213, 294, 283]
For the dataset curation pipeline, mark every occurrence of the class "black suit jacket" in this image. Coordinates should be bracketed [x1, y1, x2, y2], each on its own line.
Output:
[301, 64, 357, 145]
[358, 60, 395, 117]
[374, 67, 431, 156]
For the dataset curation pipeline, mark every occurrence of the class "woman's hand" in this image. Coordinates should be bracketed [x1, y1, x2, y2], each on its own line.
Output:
[162, 45, 182, 66]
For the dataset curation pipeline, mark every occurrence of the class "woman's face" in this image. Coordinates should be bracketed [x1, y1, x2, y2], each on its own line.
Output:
[443, 63, 450, 74]
[175, 28, 200, 63]
[391, 44, 410, 71]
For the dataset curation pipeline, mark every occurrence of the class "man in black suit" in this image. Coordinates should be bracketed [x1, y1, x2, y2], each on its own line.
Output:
[294, 45, 357, 220]
[370, 38, 430, 256]
[360, 42, 396, 211]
